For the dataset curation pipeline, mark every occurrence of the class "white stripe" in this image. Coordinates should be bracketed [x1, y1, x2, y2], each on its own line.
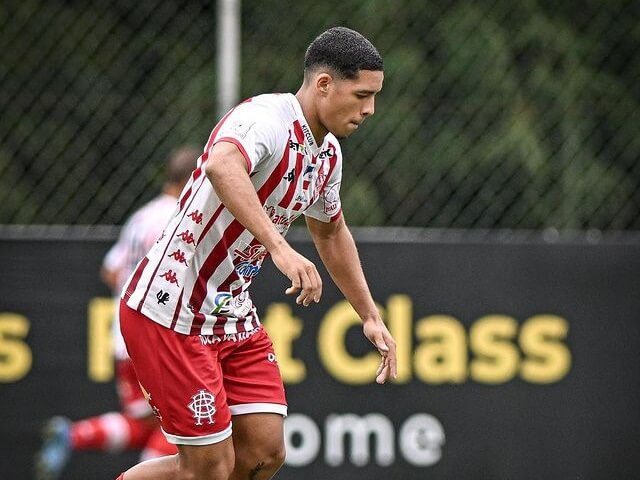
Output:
[100, 412, 130, 452]
[125, 399, 153, 419]
[162, 423, 232, 446]
[229, 403, 288, 417]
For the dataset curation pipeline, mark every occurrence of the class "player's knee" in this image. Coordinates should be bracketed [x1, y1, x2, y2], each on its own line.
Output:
[238, 440, 286, 475]
[178, 448, 235, 480]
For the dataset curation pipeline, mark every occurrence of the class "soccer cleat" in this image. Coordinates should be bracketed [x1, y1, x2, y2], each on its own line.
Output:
[34, 416, 72, 480]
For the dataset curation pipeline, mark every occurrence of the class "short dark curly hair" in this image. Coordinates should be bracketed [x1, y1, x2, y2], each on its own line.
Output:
[304, 27, 383, 80]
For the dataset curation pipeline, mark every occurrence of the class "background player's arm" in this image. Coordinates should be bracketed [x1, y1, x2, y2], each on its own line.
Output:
[205, 141, 322, 305]
[306, 215, 397, 384]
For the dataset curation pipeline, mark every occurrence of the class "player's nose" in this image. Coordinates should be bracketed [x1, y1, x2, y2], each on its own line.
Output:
[361, 97, 375, 117]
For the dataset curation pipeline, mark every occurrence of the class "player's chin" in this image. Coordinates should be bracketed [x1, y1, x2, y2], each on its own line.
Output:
[334, 123, 359, 139]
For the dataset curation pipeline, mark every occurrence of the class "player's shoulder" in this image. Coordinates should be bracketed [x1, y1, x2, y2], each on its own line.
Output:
[231, 94, 293, 136]
[324, 132, 343, 160]
[237, 93, 294, 120]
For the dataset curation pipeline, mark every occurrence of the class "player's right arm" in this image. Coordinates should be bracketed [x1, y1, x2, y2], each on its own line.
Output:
[205, 141, 322, 306]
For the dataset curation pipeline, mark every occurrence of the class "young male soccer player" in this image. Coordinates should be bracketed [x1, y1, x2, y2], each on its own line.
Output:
[35, 147, 199, 480]
[117, 26, 397, 480]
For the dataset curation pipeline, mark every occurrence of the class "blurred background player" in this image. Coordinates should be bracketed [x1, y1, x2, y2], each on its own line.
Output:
[34, 146, 200, 480]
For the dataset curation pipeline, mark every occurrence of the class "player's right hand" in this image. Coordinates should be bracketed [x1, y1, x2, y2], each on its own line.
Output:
[270, 244, 322, 306]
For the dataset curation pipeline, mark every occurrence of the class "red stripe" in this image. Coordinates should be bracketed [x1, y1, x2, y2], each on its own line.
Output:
[203, 105, 240, 156]
[278, 122, 305, 208]
[198, 204, 225, 245]
[124, 257, 148, 302]
[187, 145, 292, 334]
[292, 202, 303, 211]
[169, 289, 183, 330]
[214, 136, 252, 172]
[136, 173, 209, 310]
[319, 145, 339, 195]
[216, 238, 264, 295]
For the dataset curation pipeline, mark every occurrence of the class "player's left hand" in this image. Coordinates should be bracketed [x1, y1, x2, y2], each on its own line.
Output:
[362, 318, 397, 384]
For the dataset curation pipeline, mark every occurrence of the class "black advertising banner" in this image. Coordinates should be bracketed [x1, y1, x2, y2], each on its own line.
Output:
[1, 232, 639, 479]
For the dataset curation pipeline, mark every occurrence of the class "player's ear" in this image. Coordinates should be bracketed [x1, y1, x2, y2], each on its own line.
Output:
[315, 73, 332, 96]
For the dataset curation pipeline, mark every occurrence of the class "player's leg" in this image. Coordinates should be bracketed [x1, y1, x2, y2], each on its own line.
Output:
[140, 427, 179, 461]
[34, 412, 156, 480]
[119, 301, 235, 480]
[228, 414, 285, 480]
[220, 327, 287, 479]
[120, 439, 234, 480]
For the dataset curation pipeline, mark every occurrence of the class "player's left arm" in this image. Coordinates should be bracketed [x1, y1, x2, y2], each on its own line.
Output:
[306, 214, 397, 384]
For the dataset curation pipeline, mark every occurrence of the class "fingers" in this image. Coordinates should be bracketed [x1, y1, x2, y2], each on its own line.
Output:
[372, 330, 397, 385]
[284, 261, 322, 306]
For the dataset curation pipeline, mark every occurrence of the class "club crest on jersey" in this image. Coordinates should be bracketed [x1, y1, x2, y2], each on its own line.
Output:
[323, 183, 340, 216]
[188, 390, 216, 426]
[233, 244, 267, 280]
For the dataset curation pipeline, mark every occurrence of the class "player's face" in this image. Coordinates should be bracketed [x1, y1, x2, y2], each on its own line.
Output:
[318, 70, 384, 138]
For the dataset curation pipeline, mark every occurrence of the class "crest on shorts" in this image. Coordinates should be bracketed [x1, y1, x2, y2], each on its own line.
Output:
[188, 389, 216, 426]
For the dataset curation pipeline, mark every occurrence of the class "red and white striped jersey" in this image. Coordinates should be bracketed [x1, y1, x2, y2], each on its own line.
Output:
[122, 93, 343, 336]
[104, 193, 180, 358]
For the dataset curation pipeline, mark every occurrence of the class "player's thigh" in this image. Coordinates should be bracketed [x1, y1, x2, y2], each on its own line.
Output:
[177, 437, 235, 477]
[120, 301, 232, 444]
[220, 327, 287, 416]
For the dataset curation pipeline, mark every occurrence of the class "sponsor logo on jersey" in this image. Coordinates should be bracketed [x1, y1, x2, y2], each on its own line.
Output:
[301, 123, 315, 147]
[289, 139, 308, 156]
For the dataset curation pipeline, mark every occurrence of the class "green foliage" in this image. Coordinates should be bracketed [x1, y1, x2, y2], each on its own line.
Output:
[1, 0, 638, 228]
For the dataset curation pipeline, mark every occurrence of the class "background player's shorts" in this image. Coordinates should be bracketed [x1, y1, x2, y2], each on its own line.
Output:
[119, 301, 287, 446]
[116, 359, 154, 418]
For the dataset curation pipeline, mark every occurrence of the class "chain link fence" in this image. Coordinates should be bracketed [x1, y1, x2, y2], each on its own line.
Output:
[2, 0, 639, 229]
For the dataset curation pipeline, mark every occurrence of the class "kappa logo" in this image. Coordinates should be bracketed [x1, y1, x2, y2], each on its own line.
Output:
[187, 210, 203, 225]
[159, 270, 179, 286]
[168, 249, 188, 265]
[176, 230, 195, 245]
[188, 390, 216, 426]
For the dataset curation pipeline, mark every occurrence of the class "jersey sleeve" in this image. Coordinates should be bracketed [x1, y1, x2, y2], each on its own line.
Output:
[211, 102, 284, 174]
[304, 143, 343, 223]
[102, 240, 127, 272]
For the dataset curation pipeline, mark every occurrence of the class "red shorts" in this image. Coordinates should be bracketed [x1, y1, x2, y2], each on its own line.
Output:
[119, 301, 287, 446]
[116, 359, 153, 418]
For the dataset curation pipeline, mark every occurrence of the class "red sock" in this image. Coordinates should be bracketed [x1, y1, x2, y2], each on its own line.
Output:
[140, 427, 178, 461]
[70, 412, 155, 452]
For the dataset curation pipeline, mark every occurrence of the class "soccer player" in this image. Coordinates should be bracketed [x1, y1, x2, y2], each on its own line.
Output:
[35, 146, 200, 480]
[117, 27, 397, 480]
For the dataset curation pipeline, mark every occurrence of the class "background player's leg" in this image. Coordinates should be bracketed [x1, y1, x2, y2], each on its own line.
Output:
[228, 413, 285, 480]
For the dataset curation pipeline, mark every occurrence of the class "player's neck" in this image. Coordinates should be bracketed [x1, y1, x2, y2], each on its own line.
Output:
[294, 88, 327, 145]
